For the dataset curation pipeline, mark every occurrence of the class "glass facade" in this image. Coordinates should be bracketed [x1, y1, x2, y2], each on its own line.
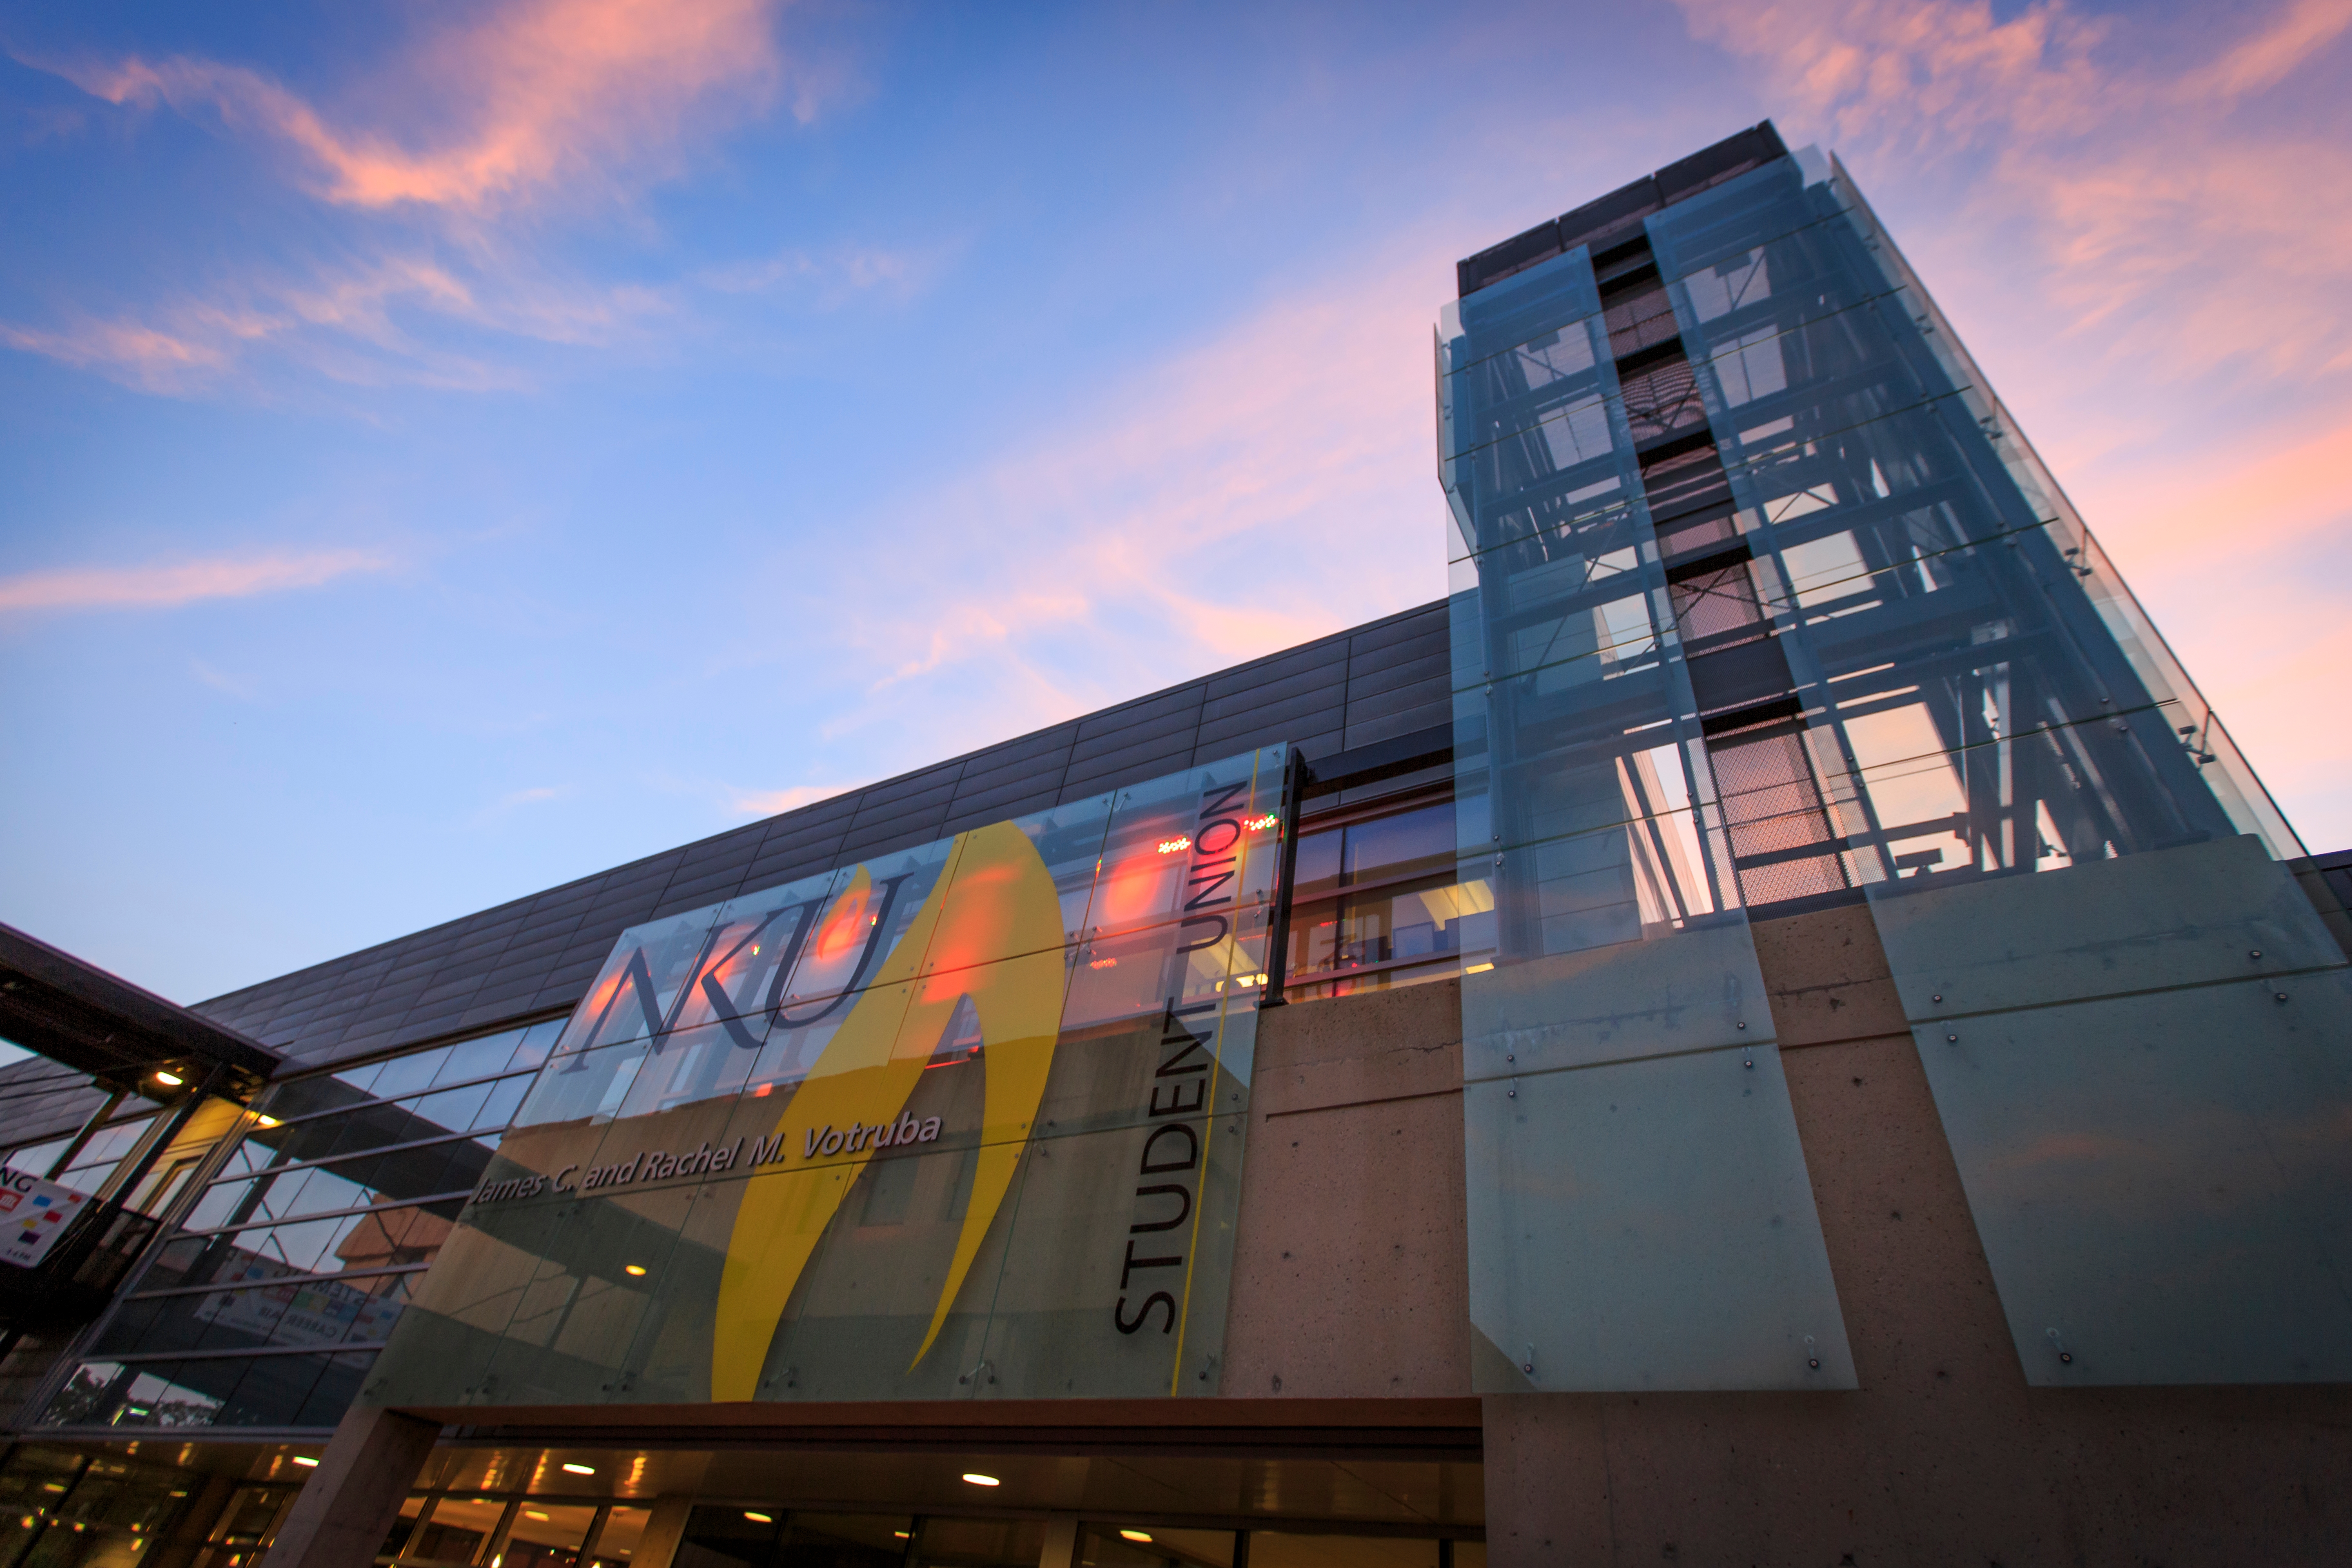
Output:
[1439, 178, 1853, 1392]
[363, 748, 1290, 1408]
[1443, 140, 2352, 1389]
[37, 1020, 563, 1430]
[1639, 151, 2352, 1384]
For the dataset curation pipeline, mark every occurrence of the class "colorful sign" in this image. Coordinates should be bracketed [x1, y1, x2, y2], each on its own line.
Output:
[367, 746, 1290, 1407]
[0, 1168, 92, 1269]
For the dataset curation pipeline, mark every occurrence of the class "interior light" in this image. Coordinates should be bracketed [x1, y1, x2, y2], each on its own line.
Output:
[961, 1473, 1000, 1487]
[153, 1070, 184, 1088]
[743, 1512, 773, 1524]
[624, 1265, 648, 1277]
[525, 1512, 550, 1523]
[893, 1533, 909, 1541]
[561, 1463, 595, 1476]
[1120, 1530, 1153, 1544]
[1465, 961, 1495, 975]
[1155, 836, 1191, 855]
[291, 1457, 318, 1468]
[257, 1116, 281, 1128]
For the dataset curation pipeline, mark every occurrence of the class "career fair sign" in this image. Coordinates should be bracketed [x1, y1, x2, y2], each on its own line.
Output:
[0, 1169, 92, 1268]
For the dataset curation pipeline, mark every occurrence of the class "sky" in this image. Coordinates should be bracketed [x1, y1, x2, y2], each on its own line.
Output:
[2, 0, 2348, 1006]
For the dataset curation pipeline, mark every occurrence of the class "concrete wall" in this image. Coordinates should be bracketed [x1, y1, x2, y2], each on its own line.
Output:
[1228, 912, 2352, 1565]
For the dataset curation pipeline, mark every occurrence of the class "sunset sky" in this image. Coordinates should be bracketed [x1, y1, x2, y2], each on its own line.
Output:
[4, 0, 2349, 1002]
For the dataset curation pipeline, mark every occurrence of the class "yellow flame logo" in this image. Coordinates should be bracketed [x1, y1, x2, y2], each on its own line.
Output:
[710, 820, 1068, 1400]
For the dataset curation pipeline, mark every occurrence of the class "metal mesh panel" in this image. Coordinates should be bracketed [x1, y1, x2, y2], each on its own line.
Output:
[1706, 710, 1856, 906]
[1604, 280, 1680, 361]
[1669, 561, 1769, 653]
[1618, 356, 1708, 446]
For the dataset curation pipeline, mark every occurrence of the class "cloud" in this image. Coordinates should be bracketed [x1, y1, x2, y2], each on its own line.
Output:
[756, 230, 1454, 773]
[53, 0, 794, 216]
[189, 660, 259, 702]
[1670, 0, 2352, 849]
[0, 549, 390, 614]
[730, 783, 855, 817]
[8, 0, 806, 394]
[1673, 0, 2352, 383]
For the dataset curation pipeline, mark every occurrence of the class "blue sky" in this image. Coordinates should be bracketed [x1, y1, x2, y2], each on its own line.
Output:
[5, 0, 2350, 1004]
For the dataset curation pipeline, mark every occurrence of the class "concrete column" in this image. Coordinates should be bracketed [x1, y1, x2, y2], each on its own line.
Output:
[628, 1498, 695, 1568]
[262, 1404, 441, 1568]
[1036, 1517, 1078, 1568]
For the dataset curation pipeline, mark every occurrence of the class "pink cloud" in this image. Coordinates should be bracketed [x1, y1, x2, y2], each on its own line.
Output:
[0, 550, 390, 614]
[58, 0, 793, 215]
[1671, 0, 2352, 849]
[774, 231, 1455, 773]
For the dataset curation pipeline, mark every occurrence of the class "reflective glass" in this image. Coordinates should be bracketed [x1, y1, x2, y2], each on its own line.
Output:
[1443, 200, 1851, 1390]
[92, 1272, 414, 1357]
[368, 748, 1287, 1408]
[39, 1350, 374, 1431]
[1637, 150, 2344, 1388]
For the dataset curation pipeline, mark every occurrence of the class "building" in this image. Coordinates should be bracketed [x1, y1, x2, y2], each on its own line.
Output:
[2, 123, 2349, 1567]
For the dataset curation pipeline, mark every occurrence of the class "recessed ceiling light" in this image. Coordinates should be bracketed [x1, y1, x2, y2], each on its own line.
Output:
[561, 1463, 595, 1476]
[624, 1265, 647, 1277]
[291, 1457, 318, 1468]
[154, 1071, 184, 1087]
[1119, 1530, 1152, 1544]
[743, 1512, 773, 1524]
[961, 1474, 999, 1487]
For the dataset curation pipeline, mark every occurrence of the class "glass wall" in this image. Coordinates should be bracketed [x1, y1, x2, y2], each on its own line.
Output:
[1438, 187, 1855, 1391]
[0, 1444, 210, 1568]
[367, 749, 1290, 1410]
[1637, 149, 2352, 1383]
[37, 1020, 564, 1431]
[6, 1116, 158, 1198]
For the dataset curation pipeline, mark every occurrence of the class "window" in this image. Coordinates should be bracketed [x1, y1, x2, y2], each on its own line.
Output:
[1284, 789, 1488, 1000]
[39, 1018, 564, 1434]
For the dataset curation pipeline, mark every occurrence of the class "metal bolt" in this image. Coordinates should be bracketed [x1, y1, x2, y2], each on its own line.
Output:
[2250, 950, 2262, 959]
[1946, 1033, 1958, 1043]
[2275, 992, 2289, 1004]
[1931, 993, 1942, 1002]
[1507, 1087, 1517, 1098]
[1736, 1021, 1747, 1029]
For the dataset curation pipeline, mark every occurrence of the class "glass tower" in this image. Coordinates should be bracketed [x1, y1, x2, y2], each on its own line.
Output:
[1441, 125, 2352, 1389]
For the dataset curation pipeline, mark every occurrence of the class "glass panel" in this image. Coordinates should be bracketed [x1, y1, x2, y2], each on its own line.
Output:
[1246, 1538, 1436, 1568]
[1464, 1046, 1854, 1390]
[675, 1507, 774, 1568]
[909, 1517, 1042, 1568]
[368, 749, 1287, 1409]
[414, 1496, 505, 1566]
[1443, 205, 1851, 1391]
[505, 1503, 601, 1568]
[1644, 152, 2346, 1386]
[1081, 1527, 1236, 1568]
[777, 1513, 913, 1567]
[7, 1117, 157, 1194]
[590, 1508, 650, 1568]
[93, 1272, 413, 1356]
